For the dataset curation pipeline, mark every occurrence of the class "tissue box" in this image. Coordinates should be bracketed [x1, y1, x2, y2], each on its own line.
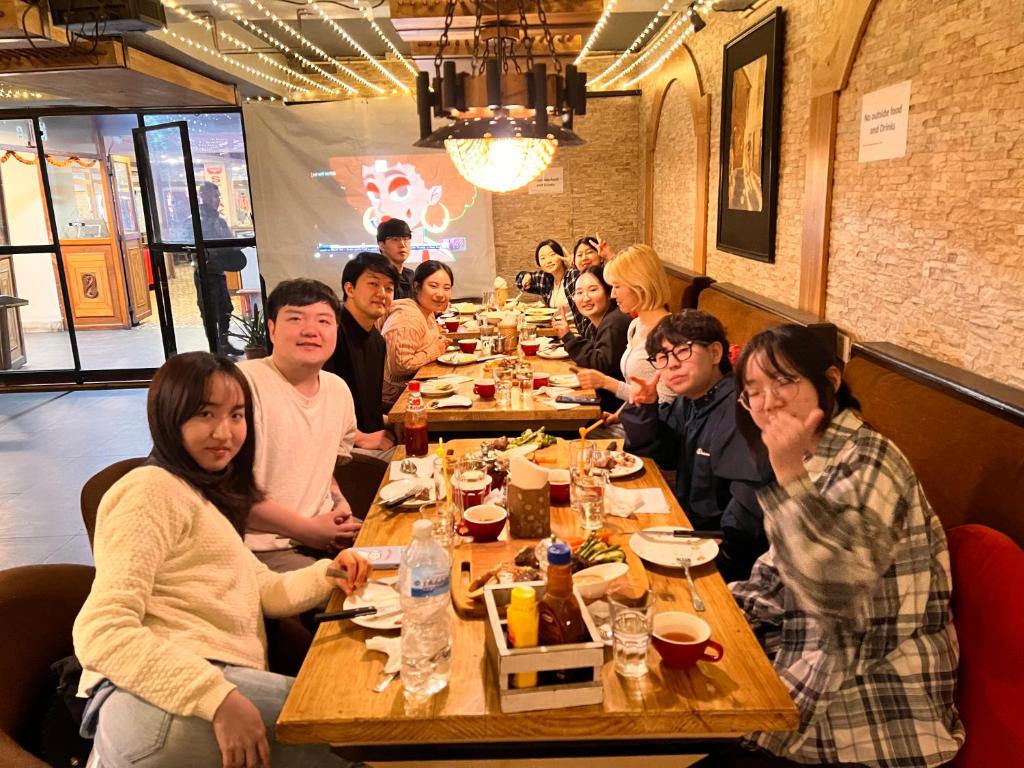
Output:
[507, 484, 550, 538]
[484, 581, 605, 713]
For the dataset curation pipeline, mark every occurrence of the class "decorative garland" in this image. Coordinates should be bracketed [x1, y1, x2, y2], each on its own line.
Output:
[45, 155, 99, 168]
[0, 150, 37, 165]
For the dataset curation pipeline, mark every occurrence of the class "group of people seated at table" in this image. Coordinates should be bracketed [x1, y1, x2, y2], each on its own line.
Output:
[69, 220, 966, 768]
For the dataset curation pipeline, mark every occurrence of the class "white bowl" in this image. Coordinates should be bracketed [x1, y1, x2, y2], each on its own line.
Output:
[572, 562, 629, 601]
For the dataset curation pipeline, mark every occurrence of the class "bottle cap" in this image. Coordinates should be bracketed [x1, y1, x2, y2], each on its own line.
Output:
[510, 585, 536, 607]
[409, 381, 421, 393]
[547, 542, 571, 565]
[412, 519, 433, 539]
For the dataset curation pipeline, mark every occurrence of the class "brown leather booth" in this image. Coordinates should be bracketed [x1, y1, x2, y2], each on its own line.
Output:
[697, 282, 838, 357]
[664, 264, 714, 312]
[844, 342, 1024, 547]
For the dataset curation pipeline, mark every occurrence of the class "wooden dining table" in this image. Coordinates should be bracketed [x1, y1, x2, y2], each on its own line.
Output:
[388, 354, 603, 436]
[277, 439, 798, 761]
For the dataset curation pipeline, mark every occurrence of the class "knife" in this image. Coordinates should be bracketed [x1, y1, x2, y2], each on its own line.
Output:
[379, 484, 426, 508]
[314, 606, 379, 623]
[639, 529, 724, 540]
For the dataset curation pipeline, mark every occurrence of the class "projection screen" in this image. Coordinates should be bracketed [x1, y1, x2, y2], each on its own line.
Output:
[242, 97, 496, 298]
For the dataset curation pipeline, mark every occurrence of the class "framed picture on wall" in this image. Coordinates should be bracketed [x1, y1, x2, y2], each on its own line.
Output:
[716, 8, 785, 263]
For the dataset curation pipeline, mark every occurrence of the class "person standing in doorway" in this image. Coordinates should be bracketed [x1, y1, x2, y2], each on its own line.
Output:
[377, 218, 415, 300]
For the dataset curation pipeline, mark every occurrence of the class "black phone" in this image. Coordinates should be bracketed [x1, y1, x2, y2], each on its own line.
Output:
[555, 394, 601, 405]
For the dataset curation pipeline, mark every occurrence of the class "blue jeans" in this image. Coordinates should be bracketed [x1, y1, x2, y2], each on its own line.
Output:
[92, 665, 354, 767]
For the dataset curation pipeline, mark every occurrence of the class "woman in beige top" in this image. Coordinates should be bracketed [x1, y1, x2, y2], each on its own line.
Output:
[381, 260, 453, 407]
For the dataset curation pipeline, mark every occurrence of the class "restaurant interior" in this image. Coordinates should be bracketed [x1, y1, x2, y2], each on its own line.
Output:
[0, 0, 1021, 766]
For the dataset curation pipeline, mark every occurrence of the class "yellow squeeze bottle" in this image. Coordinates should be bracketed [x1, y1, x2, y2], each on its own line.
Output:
[506, 586, 539, 688]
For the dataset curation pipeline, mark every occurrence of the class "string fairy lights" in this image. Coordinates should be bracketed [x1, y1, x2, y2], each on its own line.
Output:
[589, 0, 680, 87]
[574, 0, 619, 66]
[355, 0, 418, 80]
[0, 87, 46, 100]
[161, 27, 298, 91]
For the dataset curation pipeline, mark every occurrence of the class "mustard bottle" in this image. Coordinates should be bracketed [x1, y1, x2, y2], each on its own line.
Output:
[506, 585, 539, 688]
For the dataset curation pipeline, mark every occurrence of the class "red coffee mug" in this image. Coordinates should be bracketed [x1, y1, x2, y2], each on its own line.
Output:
[473, 378, 496, 398]
[459, 504, 507, 543]
[651, 612, 725, 670]
[548, 469, 570, 505]
[458, 339, 478, 354]
[444, 319, 461, 332]
[521, 341, 540, 356]
[532, 371, 550, 390]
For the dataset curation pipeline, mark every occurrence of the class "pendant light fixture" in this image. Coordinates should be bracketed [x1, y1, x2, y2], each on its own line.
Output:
[414, 0, 587, 193]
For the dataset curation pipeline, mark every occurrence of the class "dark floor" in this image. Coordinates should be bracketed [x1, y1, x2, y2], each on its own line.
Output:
[0, 389, 151, 569]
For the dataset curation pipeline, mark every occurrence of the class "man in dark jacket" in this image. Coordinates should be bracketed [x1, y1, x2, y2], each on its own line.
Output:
[376, 218, 415, 300]
[620, 310, 771, 582]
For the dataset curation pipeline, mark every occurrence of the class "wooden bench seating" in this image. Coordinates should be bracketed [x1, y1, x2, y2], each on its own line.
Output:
[696, 281, 838, 357]
[664, 264, 713, 312]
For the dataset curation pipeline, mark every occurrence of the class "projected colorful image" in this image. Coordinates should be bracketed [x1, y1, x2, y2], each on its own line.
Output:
[320, 154, 480, 265]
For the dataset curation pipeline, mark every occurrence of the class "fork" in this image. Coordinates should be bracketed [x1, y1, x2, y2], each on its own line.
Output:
[373, 671, 397, 692]
[679, 556, 705, 612]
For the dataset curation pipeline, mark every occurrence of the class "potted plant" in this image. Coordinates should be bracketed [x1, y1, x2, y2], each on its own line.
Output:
[229, 306, 269, 359]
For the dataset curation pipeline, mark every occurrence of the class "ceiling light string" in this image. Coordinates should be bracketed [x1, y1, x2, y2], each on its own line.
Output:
[161, 0, 329, 93]
[160, 28, 298, 92]
[574, 0, 619, 66]
[589, 0, 681, 86]
[0, 87, 46, 100]
[304, 0, 409, 93]
[356, 0, 418, 79]
[620, 4, 710, 89]
[600, 4, 699, 88]
[209, 0, 360, 94]
[219, 28, 336, 92]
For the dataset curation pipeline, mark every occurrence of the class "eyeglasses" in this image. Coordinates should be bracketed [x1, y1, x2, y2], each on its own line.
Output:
[647, 341, 706, 369]
[572, 286, 604, 300]
[385, 236, 412, 244]
[738, 376, 801, 411]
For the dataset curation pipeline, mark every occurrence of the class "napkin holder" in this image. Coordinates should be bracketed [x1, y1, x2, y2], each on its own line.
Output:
[507, 482, 550, 538]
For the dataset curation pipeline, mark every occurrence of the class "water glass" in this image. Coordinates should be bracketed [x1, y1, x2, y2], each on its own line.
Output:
[496, 378, 514, 408]
[515, 365, 534, 396]
[609, 586, 655, 678]
[571, 466, 606, 531]
[453, 457, 492, 514]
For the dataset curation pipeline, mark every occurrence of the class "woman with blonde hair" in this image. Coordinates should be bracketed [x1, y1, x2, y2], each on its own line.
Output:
[576, 244, 675, 413]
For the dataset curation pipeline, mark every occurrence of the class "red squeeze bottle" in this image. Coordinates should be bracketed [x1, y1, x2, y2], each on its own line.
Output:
[404, 381, 429, 457]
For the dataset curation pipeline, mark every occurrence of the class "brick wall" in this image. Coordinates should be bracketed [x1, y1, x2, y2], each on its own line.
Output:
[828, 0, 1024, 389]
[650, 81, 696, 269]
[492, 85, 642, 281]
[638, 0, 1023, 389]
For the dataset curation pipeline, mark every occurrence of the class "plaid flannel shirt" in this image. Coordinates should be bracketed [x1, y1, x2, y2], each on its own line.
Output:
[731, 409, 964, 767]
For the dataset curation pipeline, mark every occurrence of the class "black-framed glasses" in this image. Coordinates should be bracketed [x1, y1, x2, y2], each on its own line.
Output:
[647, 341, 707, 369]
[738, 376, 801, 411]
[385, 235, 412, 244]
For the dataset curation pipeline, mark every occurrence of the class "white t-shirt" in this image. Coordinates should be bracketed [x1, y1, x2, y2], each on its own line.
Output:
[239, 357, 357, 552]
[615, 317, 676, 404]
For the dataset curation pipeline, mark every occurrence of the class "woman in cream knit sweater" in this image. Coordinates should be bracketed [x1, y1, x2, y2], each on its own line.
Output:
[73, 352, 369, 768]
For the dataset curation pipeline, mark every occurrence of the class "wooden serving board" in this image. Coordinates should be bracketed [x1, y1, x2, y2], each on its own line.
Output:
[450, 525, 650, 619]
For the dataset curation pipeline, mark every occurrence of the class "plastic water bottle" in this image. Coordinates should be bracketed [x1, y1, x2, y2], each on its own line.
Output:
[399, 519, 452, 697]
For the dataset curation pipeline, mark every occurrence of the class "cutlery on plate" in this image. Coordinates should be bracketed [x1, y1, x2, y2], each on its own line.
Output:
[679, 556, 705, 612]
[639, 529, 725, 540]
[379, 484, 426, 507]
[313, 606, 379, 623]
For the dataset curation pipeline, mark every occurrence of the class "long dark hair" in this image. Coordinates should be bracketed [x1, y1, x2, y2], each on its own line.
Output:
[145, 352, 263, 535]
[412, 260, 454, 297]
[578, 264, 619, 312]
[534, 239, 566, 266]
[734, 325, 860, 450]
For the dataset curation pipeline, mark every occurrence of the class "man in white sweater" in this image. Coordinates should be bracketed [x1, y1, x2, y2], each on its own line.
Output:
[239, 279, 363, 572]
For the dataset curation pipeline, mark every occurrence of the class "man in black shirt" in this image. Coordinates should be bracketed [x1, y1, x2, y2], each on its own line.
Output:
[620, 310, 772, 582]
[325, 251, 399, 456]
[376, 218, 415, 300]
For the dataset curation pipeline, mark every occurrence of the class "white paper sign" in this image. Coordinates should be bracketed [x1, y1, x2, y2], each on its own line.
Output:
[528, 166, 564, 194]
[859, 80, 912, 163]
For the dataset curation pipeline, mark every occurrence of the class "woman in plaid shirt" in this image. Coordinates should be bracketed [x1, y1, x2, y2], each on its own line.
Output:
[728, 325, 964, 767]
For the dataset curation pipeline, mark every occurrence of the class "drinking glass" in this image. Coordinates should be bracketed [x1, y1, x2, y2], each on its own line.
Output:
[453, 457, 492, 514]
[571, 466, 606, 531]
[515, 363, 534, 402]
[480, 290, 495, 310]
[431, 456, 456, 546]
[609, 586, 655, 678]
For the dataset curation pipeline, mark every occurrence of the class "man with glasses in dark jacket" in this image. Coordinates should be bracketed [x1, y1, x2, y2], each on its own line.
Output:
[620, 310, 772, 582]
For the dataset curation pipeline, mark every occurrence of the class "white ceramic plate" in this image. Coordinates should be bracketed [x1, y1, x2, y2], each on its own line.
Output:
[343, 580, 402, 630]
[437, 352, 479, 366]
[572, 562, 629, 601]
[628, 527, 719, 568]
[538, 347, 569, 360]
[599, 452, 644, 479]
[524, 306, 557, 315]
[452, 302, 479, 315]
[420, 380, 457, 397]
[549, 373, 580, 388]
[379, 479, 433, 507]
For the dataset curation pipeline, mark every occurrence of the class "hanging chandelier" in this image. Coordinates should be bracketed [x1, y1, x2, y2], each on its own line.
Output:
[414, 0, 587, 193]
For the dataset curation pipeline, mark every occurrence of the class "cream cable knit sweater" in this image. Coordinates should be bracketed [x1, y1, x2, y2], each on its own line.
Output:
[73, 466, 334, 721]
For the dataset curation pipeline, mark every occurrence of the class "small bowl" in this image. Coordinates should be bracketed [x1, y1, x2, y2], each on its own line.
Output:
[572, 562, 629, 601]
[461, 504, 507, 543]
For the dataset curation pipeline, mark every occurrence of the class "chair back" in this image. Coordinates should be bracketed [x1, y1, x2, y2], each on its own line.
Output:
[334, 453, 389, 520]
[81, 458, 147, 547]
[0, 564, 95, 760]
[947, 525, 1024, 766]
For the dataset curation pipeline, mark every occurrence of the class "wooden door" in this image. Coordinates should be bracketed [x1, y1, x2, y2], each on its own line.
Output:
[0, 255, 26, 369]
[110, 155, 152, 323]
[60, 242, 128, 329]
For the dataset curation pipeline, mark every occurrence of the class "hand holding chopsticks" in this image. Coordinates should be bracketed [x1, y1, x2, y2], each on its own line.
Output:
[326, 551, 371, 596]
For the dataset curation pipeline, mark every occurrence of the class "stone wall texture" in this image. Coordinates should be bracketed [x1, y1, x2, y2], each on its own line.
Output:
[491, 83, 642, 282]
[828, 0, 1024, 389]
[651, 81, 696, 269]
[637, 0, 1022, 389]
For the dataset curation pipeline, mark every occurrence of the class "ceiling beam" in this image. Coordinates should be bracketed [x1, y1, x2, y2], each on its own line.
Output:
[388, 0, 602, 38]
[409, 33, 581, 59]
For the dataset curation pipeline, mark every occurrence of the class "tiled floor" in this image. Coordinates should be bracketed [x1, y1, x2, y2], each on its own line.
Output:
[0, 388, 151, 570]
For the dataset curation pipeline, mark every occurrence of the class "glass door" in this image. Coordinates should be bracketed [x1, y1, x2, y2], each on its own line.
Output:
[133, 121, 258, 358]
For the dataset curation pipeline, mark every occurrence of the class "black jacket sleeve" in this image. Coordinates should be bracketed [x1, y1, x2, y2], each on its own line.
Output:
[620, 398, 686, 470]
[562, 309, 631, 379]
